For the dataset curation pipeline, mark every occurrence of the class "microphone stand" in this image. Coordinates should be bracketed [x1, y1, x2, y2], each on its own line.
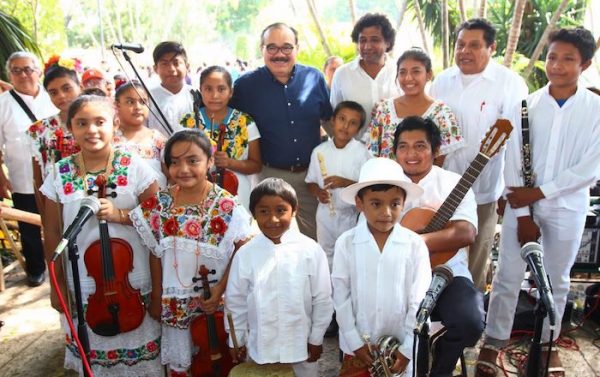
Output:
[415, 323, 430, 377]
[68, 237, 92, 377]
[120, 50, 174, 135]
[525, 294, 548, 377]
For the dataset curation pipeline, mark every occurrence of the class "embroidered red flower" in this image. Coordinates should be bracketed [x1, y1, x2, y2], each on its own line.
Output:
[107, 350, 118, 360]
[89, 350, 97, 359]
[169, 298, 178, 316]
[150, 213, 160, 231]
[116, 175, 128, 186]
[210, 216, 227, 235]
[63, 182, 74, 195]
[184, 219, 201, 238]
[120, 156, 131, 166]
[163, 217, 179, 236]
[218, 198, 235, 213]
[141, 195, 158, 210]
[146, 340, 159, 353]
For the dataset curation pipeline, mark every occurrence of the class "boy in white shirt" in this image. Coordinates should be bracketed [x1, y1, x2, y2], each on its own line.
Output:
[478, 27, 600, 377]
[148, 41, 194, 135]
[333, 158, 430, 376]
[306, 101, 372, 270]
[226, 178, 333, 377]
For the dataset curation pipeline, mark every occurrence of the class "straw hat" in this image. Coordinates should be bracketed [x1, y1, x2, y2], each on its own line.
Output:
[340, 158, 423, 205]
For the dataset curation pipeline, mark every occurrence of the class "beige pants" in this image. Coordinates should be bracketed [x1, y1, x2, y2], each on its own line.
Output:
[468, 201, 499, 291]
[260, 165, 318, 240]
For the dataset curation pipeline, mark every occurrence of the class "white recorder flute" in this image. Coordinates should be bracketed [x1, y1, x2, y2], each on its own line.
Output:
[316, 152, 335, 216]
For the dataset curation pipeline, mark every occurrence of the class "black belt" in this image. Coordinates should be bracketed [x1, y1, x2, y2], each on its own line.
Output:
[264, 162, 308, 173]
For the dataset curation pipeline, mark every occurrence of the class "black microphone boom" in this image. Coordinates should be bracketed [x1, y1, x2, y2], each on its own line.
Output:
[51, 196, 101, 261]
[520, 242, 557, 326]
[111, 43, 144, 54]
[414, 264, 454, 334]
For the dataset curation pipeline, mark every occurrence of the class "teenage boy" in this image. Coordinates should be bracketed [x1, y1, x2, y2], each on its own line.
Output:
[333, 157, 429, 376]
[477, 27, 600, 377]
[148, 41, 194, 135]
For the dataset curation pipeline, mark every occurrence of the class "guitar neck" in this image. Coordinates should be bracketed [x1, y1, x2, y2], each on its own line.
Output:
[423, 153, 489, 233]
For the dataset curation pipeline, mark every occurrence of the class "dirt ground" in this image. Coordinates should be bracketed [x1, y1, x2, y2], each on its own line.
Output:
[1, 267, 599, 377]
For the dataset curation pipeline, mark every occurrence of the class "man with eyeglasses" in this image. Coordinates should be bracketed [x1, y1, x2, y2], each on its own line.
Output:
[0, 51, 57, 287]
[231, 22, 332, 241]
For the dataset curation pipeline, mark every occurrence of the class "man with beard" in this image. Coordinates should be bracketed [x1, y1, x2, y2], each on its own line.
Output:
[230, 22, 332, 241]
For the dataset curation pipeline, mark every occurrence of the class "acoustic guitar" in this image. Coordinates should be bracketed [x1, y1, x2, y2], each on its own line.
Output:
[401, 119, 513, 267]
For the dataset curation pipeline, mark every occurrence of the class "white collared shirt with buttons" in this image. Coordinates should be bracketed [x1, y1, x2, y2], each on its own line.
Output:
[330, 56, 400, 140]
[332, 221, 431, 364]
[504, 84, 600, 221]
[0, 88, 57, 194]
[148, 83, 194, 135]
[430, 60, 528, 204]
[226, 229, 333, 365]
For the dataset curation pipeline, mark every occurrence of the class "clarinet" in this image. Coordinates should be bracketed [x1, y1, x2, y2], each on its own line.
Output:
[520, 100, 534, 189]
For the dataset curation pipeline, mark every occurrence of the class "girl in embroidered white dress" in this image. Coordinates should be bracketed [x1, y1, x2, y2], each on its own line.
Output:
[114, 81, 168, 187]
[41, 95, 164, 376]
[179, 66, 261, 210]
[27, 55, 82, 212]
[130, 129, 252, 377]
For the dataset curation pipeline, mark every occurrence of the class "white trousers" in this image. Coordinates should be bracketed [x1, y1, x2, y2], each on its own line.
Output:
[291, 360, 319, 377]
[485, 205, 586, 343]
[316, 205, 359, 270]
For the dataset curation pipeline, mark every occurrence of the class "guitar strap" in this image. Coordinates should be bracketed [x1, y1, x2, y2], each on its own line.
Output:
[9, 89, 37, 123]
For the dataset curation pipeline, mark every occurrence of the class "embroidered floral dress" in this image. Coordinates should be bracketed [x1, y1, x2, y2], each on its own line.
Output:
[40, 148, 163, 377]
[26, 114, 80, 180]
[179, 107, 260, 209]
[130, 186, 252, 370]
[113, 128, 167, 187]
[367, 99, 465, 160]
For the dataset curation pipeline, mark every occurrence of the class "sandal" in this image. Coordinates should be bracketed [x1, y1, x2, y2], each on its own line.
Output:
[541, 345, 565, 377]
[475, 343, 501, 377]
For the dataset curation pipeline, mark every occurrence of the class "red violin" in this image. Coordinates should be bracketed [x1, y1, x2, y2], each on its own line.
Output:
[190, 265, 234, 377]
[84, 174, 145, 336]
[210, 124, 239, 195]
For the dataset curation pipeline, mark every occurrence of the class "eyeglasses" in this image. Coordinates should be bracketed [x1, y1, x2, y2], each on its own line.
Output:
[264, 44, 295, 55]
[10, 67, 36, 76]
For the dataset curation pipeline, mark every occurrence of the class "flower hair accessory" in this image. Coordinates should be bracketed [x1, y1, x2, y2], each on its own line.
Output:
[44, 54, 83, 75]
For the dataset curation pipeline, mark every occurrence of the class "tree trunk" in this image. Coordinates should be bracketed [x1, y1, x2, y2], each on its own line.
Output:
[442, 0, 449, 68]
[523, 0, 570, 79]
[396, 0, 409, 29]
[348, 0, 357, 25]
[458, 0, 467, 23]
[306, 0, 332, 56]
[596, 35, 600, 50]
[111, 0, 124, 43]
[413, 0, 430, 55]
[478, 0, 486, 18]
[503, 0, 527, 67]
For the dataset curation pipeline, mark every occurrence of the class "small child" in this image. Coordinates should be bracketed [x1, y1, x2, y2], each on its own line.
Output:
[179, 65, 262, 210]
[114, 81, 167, 187]
[41, 94, 163, 376]
[479, 27, 600, 376]
[333, 158, 430, 376]
[148, 41, 194, 135]
[130, 129, 252, 376]
[226, 178, 334, 377]
[305, 100, 372, 269]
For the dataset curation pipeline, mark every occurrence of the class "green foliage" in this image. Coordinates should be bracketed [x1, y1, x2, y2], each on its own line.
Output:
[408, 0, 462, 49]
[210, 0, 268, 37]
[297, 29, 356, 71]
[488, 0, 588, 58]
[496, 53, 547, 91]
[0, 10, 41, 80]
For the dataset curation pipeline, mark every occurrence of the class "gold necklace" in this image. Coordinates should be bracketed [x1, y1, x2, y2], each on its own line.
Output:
[74, 149, 115, 193]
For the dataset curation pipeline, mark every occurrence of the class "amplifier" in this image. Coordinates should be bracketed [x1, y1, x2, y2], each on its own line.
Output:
[572, 212, 600, 272]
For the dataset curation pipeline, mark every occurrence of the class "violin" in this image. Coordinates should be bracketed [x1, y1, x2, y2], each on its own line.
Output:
[210, 124, 239, 195]
[190, 265, 234, 377]
[84, 174, 145, 336]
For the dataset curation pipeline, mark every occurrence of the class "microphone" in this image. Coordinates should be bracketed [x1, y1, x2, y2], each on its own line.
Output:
[414, 264, 454, 334]
[520, 242, 557, 326]
[51, 196, 101, 261]
[111, 43, 144, 54]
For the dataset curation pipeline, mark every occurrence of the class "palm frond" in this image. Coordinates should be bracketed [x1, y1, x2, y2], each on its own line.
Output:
[0, 11, 41, 81]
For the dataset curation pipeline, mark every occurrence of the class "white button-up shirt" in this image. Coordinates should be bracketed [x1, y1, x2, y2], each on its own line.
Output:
[430, 60, 528, 204]
[330, 56, 400, 140]
[148, 83, 194, 135]
[401, 166, 478, 279]
[0, 88, 57, 193]
[504, 84, 600, 220]
[332, 221, 431, 360]
[226, 229, 333, 364]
